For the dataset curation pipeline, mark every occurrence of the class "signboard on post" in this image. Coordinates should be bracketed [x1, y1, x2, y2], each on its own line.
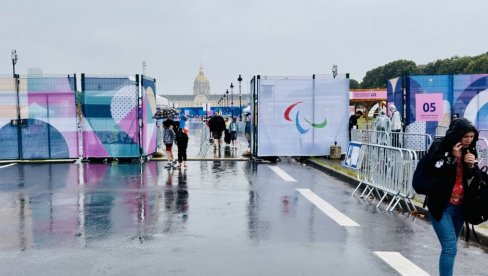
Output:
[415, 93, 443, 121]
[344, 142, 361, 169]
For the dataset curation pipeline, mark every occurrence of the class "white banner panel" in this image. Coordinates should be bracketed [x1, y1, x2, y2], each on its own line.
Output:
[257, 78, 349, 156]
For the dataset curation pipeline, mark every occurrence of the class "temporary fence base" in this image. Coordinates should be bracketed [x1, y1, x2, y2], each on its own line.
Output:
[353, 182, 417, 212]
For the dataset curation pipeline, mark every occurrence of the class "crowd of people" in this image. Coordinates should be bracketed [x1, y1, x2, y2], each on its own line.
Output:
[156, 112, 252, 169]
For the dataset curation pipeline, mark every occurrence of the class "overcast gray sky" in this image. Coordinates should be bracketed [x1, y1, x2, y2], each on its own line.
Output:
[1, 0, 487, 95]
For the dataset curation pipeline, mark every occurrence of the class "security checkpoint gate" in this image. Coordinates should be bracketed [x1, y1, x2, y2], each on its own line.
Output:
[352, 143, 418, 212]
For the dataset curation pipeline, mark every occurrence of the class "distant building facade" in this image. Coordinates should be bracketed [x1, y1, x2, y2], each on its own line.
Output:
[164, 66, 249, 115]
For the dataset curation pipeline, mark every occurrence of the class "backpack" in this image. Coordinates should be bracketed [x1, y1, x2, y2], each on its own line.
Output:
[463, 166, 488, 241]
[412, 138, 443, 195]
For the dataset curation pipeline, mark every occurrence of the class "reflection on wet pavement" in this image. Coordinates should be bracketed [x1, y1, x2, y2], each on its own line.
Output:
[0, 160, 247, 251]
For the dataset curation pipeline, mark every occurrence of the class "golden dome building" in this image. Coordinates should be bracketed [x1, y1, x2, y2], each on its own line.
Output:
[165, 65, 249, 118]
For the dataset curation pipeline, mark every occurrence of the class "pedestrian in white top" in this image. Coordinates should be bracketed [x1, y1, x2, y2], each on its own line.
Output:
[389, 104, 402, 147]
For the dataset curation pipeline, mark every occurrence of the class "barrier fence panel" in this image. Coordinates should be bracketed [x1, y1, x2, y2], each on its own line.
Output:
[0, 76, 78, 160]
[391, 133, 432, 160]
[0, 78, 21, 159]
[141, 76, 157, 157]
[352, 143, 418, 212]
[255, 76, 349, 157]
[82, 75, 140, 158]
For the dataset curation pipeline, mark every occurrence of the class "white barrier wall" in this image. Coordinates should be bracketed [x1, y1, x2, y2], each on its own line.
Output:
[257, 77, 349, 156]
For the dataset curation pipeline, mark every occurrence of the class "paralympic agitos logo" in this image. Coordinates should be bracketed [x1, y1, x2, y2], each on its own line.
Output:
[283, 101, 327, 134]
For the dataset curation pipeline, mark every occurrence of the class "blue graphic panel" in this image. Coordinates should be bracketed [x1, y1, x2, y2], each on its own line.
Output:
[406, 75, 452, 136]
[453, 74, 488, 132]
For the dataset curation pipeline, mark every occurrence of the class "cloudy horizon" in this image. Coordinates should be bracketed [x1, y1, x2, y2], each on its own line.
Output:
[1, 0, 487, 95]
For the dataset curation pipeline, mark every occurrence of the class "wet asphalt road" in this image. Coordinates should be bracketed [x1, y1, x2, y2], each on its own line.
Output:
[0, 159, 487, 275]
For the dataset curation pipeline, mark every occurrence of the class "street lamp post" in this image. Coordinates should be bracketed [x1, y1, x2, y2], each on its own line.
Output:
[230, 83, 234, 117]
[225, 89, 229, 115]
[238, 75, 242, 119]
[11, 49, 22, 159]
[11, 50, 17, 76]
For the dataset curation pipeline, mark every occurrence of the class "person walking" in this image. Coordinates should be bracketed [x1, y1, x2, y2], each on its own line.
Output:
[208, 112, 226, 150]
[389, 104, 403, 147]
[162, 119, 176, 168]
[373, 109, 391, 145]
[224, 117, 231, 148]
[422, 118, 478, 276]
[229, 117, 239, 150]
[242, 113, 252, 157]
[348, 110, 363, 141]
[175, 123, 189, 169]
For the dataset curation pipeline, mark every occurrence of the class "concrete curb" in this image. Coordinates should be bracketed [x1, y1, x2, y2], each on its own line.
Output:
[304, 157, 488, 247]
[0, 159, 77, 164]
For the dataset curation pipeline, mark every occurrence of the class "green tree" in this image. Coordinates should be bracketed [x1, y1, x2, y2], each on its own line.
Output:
[349, 79, 360, 89]
[420, 56, 472, 75]
[362, 60, 417, 88]
[463, 53, 488, 74]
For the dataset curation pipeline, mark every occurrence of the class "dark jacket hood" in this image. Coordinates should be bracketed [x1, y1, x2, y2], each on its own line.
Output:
[443, 118, 478, 150]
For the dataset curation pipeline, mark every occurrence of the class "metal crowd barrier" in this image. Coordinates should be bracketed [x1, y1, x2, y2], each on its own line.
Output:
[351, 129, 391, 146]
[391, 133, 432, 160]
[361, 123, 374, 130]
[352, 143, 418, 212]
[197, 124, 212, 157]
[476, 137, 488, 168]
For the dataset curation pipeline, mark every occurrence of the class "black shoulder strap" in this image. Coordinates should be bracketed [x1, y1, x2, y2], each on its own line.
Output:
[464, 221, 480, 243]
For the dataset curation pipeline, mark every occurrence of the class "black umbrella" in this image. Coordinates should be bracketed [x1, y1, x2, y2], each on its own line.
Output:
[154, 108, 180, 119]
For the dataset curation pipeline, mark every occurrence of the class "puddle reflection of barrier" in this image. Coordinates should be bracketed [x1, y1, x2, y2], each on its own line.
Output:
[352, 143, 418, 212]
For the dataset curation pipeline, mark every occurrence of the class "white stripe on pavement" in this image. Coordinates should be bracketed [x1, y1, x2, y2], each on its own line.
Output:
[374, 251, 430, 276]
[297, 188, 359, 227]
[268, 166, 297, 182]
[0, 163, 16, 169]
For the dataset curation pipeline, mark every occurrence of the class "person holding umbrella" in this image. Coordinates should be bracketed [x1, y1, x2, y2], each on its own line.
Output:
[162, 119, 176, 169]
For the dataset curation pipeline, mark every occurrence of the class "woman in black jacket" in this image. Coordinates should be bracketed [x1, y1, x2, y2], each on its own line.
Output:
[424, 118, 478, 276]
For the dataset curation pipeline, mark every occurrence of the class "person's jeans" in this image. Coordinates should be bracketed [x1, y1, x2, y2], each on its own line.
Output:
[429, 204, 464, 276]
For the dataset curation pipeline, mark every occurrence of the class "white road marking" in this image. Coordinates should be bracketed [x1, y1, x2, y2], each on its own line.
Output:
[297, 188, 359, 226]
[268, 166, 297, 182]
[374, 251, 430, 276]
[0, 163, 16, 169]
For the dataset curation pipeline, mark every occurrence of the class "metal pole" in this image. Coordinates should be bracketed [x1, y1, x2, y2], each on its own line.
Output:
[238, 75, 242, 119]
[226, 90, 229, 114]
[11, 50, 23, 159]
[230, 83, 234, 117]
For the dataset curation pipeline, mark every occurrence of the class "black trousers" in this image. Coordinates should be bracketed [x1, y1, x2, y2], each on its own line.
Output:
[178, 147, 187, 163]
[391, 129, 401, 147]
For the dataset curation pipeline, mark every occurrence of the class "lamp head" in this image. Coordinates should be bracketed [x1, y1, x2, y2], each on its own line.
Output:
[11, 49, 18, 64]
